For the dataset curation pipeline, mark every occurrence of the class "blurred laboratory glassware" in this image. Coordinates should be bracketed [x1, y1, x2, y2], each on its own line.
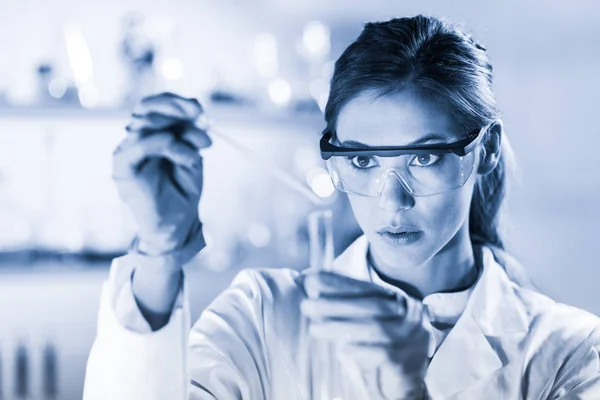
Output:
[120, 13, 156, 107]
[42, 341, 58, 400]
[14, 341, 29, 400]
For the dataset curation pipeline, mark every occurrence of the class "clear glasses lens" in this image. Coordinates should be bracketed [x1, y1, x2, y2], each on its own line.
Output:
[326, 151, 476, 197]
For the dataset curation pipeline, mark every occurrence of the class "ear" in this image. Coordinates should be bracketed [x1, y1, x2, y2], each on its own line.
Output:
[477, 119, 503, 175]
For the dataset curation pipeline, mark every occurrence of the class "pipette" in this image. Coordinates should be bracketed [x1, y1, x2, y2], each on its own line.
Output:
[194, 115, 327, 207]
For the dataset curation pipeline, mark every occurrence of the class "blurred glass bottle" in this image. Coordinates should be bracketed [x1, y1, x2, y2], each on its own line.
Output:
[42, 341, 58, 400]
[14, 341, 29, 400]
[120, 12, 156, 108]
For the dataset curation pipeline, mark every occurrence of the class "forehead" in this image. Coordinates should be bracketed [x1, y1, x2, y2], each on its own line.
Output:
[335, 90, 462, 146]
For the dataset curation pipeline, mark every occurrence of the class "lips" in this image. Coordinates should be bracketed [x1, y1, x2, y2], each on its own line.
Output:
[377, 230, 423, 245]
[376, 225, 420, 234]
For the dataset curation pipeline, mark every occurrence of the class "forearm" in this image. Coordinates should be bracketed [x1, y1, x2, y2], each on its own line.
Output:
[130, 219, 206, 330]
[132, 266, 183, 330]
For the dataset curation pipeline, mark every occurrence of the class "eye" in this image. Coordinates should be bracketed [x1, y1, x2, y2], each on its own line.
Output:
[350, 156, 378, 169]
[410, 154, 442, 167]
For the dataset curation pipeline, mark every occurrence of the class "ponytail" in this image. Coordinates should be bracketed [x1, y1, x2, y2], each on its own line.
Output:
[470, 137, 538, 290]
[469, 139, 506, 250]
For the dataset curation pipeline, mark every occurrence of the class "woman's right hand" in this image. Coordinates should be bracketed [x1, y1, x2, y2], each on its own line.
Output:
[113, 92, 212, 262]
[112, 93, 212, 328]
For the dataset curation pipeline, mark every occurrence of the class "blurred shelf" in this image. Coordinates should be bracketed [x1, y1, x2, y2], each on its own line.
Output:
[0, 103, 325, 128]
[0, 105, 128, 119]
[0, 249, 123, 268]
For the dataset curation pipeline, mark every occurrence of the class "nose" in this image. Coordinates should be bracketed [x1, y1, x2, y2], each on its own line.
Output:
[377, 171, 415, 212]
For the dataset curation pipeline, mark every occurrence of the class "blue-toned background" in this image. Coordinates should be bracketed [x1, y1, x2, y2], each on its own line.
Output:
[0, 0, 599, 398]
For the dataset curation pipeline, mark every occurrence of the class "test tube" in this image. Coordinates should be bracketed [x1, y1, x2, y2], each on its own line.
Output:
[306, 210, 346, 400]
[308, 210, 334, 272]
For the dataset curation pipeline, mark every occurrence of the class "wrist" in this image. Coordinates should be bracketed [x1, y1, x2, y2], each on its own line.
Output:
[137, 218, 201, 256]
[132, 266, 183, 330]
[129, 219, 206, 273]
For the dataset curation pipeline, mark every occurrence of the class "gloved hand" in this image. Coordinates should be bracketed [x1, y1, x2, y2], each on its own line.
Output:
[301, 270, 430, 399]
[112, 92, 212, 271]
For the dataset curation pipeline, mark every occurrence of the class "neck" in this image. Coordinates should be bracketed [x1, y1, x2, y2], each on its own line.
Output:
[369, 225, 478, 299]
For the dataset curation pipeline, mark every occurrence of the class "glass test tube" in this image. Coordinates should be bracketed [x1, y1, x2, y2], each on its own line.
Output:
[307, 210, 347, 400]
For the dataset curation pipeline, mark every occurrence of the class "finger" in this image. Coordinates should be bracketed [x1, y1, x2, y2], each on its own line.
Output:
[172, 156, 204, 198]
[339, 342, 391, 367]
[112, 132, 199, 179]
[126, 115, 212, 150]
[301, 296, 404, 320]
[338, 343, 428, 399]
[127, 112, 181, 132]
[113, 133, 140, 155]
[133, 93, 202, 120]
[339, 341, 428, 368]
[302, 270, 396, 299]
[309, 317, 408, 344]
[180, 125, 212, 149]
[168, 94, 203, 118]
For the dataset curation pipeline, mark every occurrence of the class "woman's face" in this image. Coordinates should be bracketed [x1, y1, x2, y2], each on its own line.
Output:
[335, 89, 481, 270]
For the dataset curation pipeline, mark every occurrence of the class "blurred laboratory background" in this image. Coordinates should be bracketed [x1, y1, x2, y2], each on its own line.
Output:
[0, 0, 599, 398]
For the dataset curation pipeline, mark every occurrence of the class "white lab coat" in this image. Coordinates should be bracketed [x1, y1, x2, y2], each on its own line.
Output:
[84, 236, 600, 399]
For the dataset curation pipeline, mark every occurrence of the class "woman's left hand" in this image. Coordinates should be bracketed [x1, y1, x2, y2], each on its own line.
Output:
[301, 270, 430, 399]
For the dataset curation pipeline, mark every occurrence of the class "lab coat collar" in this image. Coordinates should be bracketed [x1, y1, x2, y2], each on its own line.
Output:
[331, 235, 530, 399]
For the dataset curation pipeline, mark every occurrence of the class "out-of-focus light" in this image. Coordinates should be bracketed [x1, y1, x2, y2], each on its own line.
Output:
[322, 61, 335, 79]
[248, 223, 271, 248]
[306, 166, 328, 187]
[48, 79, 67, 99]
[254, 33, 278, 78]
[203, 231, 213, 251]
[309, 78, 329, 112]
[268, 78, 292, 106]
[309, 78, 329, 100]
[79, 87, 98, 109]
[162, 58, 183, 80]
[64, 24, 94, 84]
[206, 250, 232, 271]
[318, 93, 328, 113]
[64, 23, 97, 106]
[311, 172, 336, 198]
[303, 21, 330, 56]
[144, 16, 173, 38]
[294, 146, 319, 172]
[210, 70, 220, 88]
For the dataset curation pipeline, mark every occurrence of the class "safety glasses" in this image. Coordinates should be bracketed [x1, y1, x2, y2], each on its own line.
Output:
[319, 125, 488, 197]
[320, 125, 487, 160]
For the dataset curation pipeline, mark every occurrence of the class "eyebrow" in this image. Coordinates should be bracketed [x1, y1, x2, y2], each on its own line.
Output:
[340, 133, 452, 148]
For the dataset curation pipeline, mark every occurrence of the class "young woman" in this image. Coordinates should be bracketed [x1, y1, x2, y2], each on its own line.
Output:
[84, 15, 600, 399]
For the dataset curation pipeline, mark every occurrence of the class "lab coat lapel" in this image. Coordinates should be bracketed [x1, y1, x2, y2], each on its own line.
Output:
[424, 246, 529, 399]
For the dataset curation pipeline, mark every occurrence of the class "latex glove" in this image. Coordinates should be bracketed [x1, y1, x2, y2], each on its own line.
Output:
[112, 92, 211, 271]
[301, 270, 430, 399]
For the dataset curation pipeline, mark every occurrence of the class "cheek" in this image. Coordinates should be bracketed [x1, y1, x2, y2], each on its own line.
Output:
[425, 180, 476, 239]
[346, 196, 375, 231]
[425, 192, 468, 235]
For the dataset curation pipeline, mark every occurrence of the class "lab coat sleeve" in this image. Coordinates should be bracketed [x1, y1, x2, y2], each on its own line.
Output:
[549, 324, 600, 399]
[83, 254, 190, 400]
[186, 268, 272, 400]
